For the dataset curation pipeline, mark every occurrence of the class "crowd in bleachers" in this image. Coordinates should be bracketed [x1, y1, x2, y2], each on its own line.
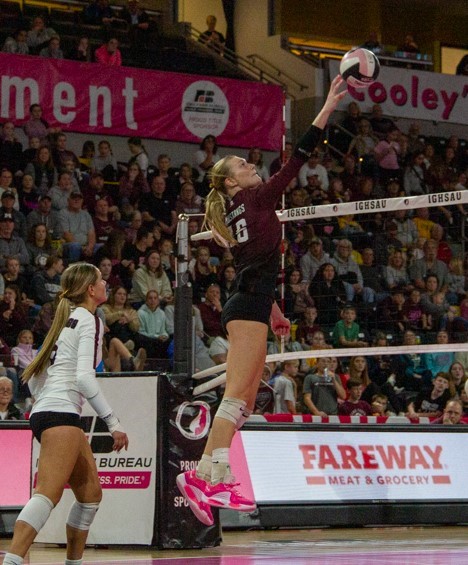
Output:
[1, 2, 468, 421]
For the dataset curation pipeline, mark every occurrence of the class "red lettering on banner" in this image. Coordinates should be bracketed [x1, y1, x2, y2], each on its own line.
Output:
[360, 445, 379, 469]
[390, 84, 408, 106]
[369, 82, 387, 103]
[432, 475, 451, 484]
[411, 75, 419, 107]
[422, 88, 438, 110]
[337, 445, 361, 469]
[299, 444, 444, 470]
[440, 90, 459, 120]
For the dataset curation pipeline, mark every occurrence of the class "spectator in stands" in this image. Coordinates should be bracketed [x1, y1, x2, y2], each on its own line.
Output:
[347, 118, 378, 179]
[189, 246, 218, 303]
[2, 28, 29, 55]
[218, 264, 236, 306]
[303, 357, 346, 416]
[274, 360, 299, 414]
[407, 372, 452, 420]
[359, 247, 388, 302]
[0, 168, 17, 203]
[140, 175, 177, 235]
[0, 284, 28, 346]
[98, 255, 122, 294]
[93, 198, 119, 246]
[120, 0, 152, 51]
[295, 305, 320, 346]
[449, 361, 467, 391]
[337, 213, 372, 250]
[23, 104, 58, 144]
[300, 237, 330, 284]
[420, 330, 454, 377]
[26, 223, 56, 270]
[340, 101, 362, 136]
[121, 225, 154, 279]
[404, 151, 430, 195]
[406, 122, 425, 156]
[58, 191, 96, 263]
[118, 161, 149, 208]
[0, 376, 23, 421]
[339, 154, 361, 198]
[27, 15, 57, 53]
[360, 30, 382, 53]
[399, 33, 420, 53]
[21, 136, 41, 170]
[370, 393, 394, 417]
[247, 147, 269, 182]
[90, 140, 117, 181]
[373, 220, 404, 266]
[39, 36, 64, 59]
[67, 36, 92, 62]
[3, 256, 31, 305]
[83, 171, 116, 215]
[412, 206, 438, 242]
[175, 182, 204, 217]
[102, 285, 140, 347]
[26, 194, 61, 240]
[129, 249, 173, 306]
[309, 262, 347, 329]
[331, 239, 375, 303]
[369, 104, 396, 140]
[0, 215, 29, 270]
[198, 14, 225, 55]
[24, 146, 58, 196]
[49, 171, 76, 211]
[436, 399, 464, 425]
[403, 288, 430, 332]
[31, 255, 63, 305]
[382, 250, 412, 292]
[410, 239, 448, 291]
[83, 0, 116, 26]
[95, 36, 122, 66]
[18, 174, 39, 216]
[136, 290, 169, 358]
[147, 154, 179, 194]
[283, 268, 314, 319]
[338, 379, 372, 416]
[126, 136, 149, 177]
[198, 283, 224, 340]
[298, 151, 329, 192]
[193, 135, 220, 183]
[0, 191, 26, 238]
[374, 127, 401, 187]
[51, 133, 80, 170]
[446, 257, 466, 305]
[393, 209, 419, 250]
[0, 121, 23, 174]
[332, 304, 368, 348]
[269, 141, 292, 177]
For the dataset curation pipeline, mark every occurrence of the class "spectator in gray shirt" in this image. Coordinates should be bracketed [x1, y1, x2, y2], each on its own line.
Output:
[26, 194, 62, 240]
[409, 239, 448, 292]
[300, 236, 330, 283]
[0, 215, 29, 269]
[48, 172, 77, 211]
[58, 192, 96, 263]
[331, 239, 375, 303]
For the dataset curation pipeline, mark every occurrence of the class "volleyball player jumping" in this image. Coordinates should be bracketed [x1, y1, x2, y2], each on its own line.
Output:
[4, 263, 128, 565]
[177, 75, 347, 525]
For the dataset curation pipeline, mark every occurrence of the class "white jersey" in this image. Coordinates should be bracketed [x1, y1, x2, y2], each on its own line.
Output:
[30, 306, 105, 417]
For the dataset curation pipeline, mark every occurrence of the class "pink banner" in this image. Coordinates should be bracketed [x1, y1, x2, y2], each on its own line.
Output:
[0, 53, 284, 150]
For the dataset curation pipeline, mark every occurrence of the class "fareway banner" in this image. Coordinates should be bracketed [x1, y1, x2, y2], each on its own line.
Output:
[0, 53, 284, 149]
[330, 59, 468, 125]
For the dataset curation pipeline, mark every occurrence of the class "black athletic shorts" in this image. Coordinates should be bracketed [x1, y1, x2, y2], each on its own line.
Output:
[221, 291, 273, 333]
[29, 411, 83, 443]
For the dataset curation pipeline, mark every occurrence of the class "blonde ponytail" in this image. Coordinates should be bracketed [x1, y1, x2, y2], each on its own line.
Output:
[22, 262, 100, 383]
[203, 156, 237, 247]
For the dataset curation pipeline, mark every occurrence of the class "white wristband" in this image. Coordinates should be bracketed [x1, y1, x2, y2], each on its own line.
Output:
[102, 413, 124, 434]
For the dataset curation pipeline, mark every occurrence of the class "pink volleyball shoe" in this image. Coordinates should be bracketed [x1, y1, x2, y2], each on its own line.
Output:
[204, 476, 257, 512]
[176, 470, 214, 526]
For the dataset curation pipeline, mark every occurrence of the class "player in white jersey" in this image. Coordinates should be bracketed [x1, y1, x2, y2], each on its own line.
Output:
[3, 262, 128, 565]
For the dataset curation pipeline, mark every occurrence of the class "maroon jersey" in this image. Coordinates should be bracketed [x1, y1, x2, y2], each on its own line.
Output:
[226, 156, 305, 297]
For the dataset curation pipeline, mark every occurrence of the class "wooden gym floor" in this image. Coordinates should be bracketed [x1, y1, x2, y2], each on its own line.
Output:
[2, 525, 468, 564]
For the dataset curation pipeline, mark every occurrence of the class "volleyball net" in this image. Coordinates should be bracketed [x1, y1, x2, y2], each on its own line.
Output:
[184, 188, 468, 398]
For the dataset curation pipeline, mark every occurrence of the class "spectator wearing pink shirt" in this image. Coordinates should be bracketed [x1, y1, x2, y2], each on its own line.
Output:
[375, 127, 401, 186]
[95, 37, 122, 66]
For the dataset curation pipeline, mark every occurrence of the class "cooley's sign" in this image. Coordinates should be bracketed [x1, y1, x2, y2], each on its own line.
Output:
[330, 60, 467, 125]
[238, 431, 466, 502]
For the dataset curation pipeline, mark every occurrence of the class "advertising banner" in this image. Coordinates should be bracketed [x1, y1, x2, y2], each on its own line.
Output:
[330, 59, 468, 125]
[232, 429, 468, 504]
[34, 377, 158, 545]
[0, 53, 284, 149]
[0, 428, 32, 507]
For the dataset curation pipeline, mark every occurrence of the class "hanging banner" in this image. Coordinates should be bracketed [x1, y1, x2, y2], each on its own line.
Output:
[0, 53, 284, 150]
[330, 59, 468, 125]
[33, 377, 158, 545]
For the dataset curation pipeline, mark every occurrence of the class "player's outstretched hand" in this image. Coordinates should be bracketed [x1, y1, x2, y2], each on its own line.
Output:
[271, 313, 291, 337]
[112, 431, 129, 452]
[323, 75, 348, 112]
